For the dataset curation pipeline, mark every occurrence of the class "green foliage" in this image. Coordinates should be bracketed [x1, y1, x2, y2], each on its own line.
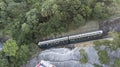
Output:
[0, 51, 9, 67]
[3, 39, 18, 56]
[0, 0, 114, 44]
[1, 39, 31, 67]
[98, 50, 110, 64]
[21, 23, 30, 34]
[101, 40, 111, 46]
[79, 49, 88, 63]
[93, 40, 111, 50]
[113, 59, 120, 67]
[0, 0, 115, 66]
[72, 14, 85, 28]
[93, 40, 102, 50]
[14, 45, 30, 66]
[93, 32, 120, 51]
[109, 32, 120, 50]
[93, 2, 103, 19]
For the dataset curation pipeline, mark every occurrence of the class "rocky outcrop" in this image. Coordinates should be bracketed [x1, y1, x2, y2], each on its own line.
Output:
[99, 17, 120, 35]
[23, 46, 120, 67]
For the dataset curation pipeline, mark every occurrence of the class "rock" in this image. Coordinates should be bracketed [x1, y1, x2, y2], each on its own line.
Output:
[51, 61, 94, 67]
[24, 47, 100, 67]
[0, 42, 3, 50]
[99, 17, 120, 35]
[110, 48, 120, 59]
[22, 57, 39, 67]
[22, 46, 120, 67]
[38, 48, 81, 62]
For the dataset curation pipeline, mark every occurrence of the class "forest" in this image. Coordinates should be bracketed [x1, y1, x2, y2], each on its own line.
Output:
[0, 0, 117, 67]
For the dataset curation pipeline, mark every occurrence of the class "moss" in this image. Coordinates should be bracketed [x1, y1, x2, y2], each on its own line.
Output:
[79, 49, 88, 63]
[113, 59, 120, 67]
[98, 50, 110, 64]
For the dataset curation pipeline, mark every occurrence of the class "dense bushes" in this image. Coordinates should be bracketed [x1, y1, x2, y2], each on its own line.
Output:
[0, 39, 31, 67]
[0, 0, 114, 44]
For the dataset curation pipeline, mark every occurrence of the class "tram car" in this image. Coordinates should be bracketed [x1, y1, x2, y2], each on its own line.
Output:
[38, 36, 69, 48]
[69, 30, 103, 43]
[38, 30, 103, 48]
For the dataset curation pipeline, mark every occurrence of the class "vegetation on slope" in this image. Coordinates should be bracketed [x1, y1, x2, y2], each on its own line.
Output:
[98, 50, 110, 64]
[79, 49, 88, 63]
[0, 0, 116, 67]
[93, 31, 120, 66]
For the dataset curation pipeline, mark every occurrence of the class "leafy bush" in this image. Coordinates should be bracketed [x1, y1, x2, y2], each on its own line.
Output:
[98, 50, 110, 64]
[79, 49, 88, 63]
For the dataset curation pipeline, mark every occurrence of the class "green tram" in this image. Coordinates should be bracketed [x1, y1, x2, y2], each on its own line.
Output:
[38, 30, 103, 48]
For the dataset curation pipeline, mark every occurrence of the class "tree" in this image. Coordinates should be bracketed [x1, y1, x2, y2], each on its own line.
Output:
[14, 45, 30, 67]
[3, 39, 18, 56]
[0, 0, 115, 66]
[93, 2, 103, 19]
[0, 51, 9, 67]
[3, 39, 18, 67]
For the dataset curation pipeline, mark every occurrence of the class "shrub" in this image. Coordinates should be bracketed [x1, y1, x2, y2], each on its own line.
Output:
[98, 50, 110, 64]
[79, 49, 88, 63]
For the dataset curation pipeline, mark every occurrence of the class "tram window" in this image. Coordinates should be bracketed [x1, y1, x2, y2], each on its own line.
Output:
[55, 41, 59, 44]
[63, 40, 66, 43]
[70, 39, 74, 41]
[60, 41, 64, 44]
[75, 38, 79, 41]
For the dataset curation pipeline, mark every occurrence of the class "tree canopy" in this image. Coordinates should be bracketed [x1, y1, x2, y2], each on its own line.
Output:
[0, 0, 115, 67]
[0, 0, 114, 44]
